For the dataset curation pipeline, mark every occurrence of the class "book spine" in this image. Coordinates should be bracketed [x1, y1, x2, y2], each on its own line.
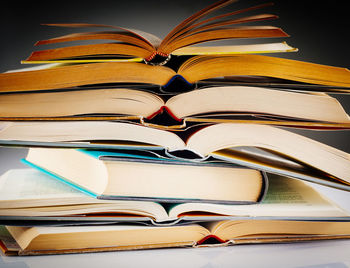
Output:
[144, 51, 171, 65]
[146, 106, 182, 122]
[161, 74, 194, 93]
[196, 234, 227, 245]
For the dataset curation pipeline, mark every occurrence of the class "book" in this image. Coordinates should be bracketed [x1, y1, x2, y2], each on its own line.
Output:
[2, 0, 349, 93]
[22, 1, 292, 65]
[4, 218, 350, 255]
[0, 169, 349, 225]
[1, 122, 350, 191]
[22, 149, 266, 204]
[2, 54, 350, 93]
[1, 86, 349, 129]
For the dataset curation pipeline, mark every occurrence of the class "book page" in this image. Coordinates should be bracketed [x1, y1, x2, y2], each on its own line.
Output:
[192, 124, 350, 183]
[0, 88, 164, 118]
[179, 54, 350, 87]
[6, 223, 207, 251]
[0, 121, 185, 151]
[166, 85, 349, 123]
[0, 169, 170, 221]
[169, 174, 349, 218]
[0, 169, 86, 202]
[261, 174, 332, 205]
[173, 42, 297, 55]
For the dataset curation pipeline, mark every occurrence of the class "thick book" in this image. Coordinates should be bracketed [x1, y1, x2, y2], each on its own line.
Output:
[22, 1, 291, 65]
[1, 54, 350, 94]
[22, 149, 266, 204]
[1, 86, 349, 130]
[0, 169, 349, 226]
[1, 122, 350, 191]
[3, 218, 350, 256]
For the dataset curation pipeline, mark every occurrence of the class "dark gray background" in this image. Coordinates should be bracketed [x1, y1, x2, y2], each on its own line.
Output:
[0, 0, 349, 153]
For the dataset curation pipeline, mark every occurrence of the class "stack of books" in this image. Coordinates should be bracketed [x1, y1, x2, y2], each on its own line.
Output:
[1, 0, 350, 255]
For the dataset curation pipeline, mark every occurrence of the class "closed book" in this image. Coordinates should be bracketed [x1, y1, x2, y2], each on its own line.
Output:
[22, 149, 266, 204]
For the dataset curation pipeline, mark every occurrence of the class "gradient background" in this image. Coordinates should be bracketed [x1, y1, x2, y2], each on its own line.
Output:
[0, 0, 349, 171]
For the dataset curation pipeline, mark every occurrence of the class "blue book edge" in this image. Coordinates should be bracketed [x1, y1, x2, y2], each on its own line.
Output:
[162, 74, 192, 89]
[76, 149, 165, 161]
[20, 159, 179, 203]
[21, 158, 98, 198]
[76, 149, 206, 165]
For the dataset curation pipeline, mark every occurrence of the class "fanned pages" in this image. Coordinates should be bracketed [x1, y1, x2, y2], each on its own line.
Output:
[23, 1, 291, 64]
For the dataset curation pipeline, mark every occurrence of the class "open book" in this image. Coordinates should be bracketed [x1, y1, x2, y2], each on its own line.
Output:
[4, 218, 350, 255]
[1, 86, 349, 129]
[23, 1, 291, 65]
[0, 169, 348, 225]
[1, 121, 349, 191]
[3, 0, 350, 93]
[2, 54, 350, 93]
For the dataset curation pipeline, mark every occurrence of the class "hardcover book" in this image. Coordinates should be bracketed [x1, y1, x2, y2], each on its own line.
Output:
[3, 219, 350, 256]
[0, 169, 348, 225]
[23, 149, 266, 204]
[2, 54, 350, 94]
[1, 86, 349, 130]
[1, 122, 349, 191]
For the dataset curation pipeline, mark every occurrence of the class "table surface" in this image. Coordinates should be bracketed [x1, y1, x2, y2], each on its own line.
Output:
[1, 147, 350, 268]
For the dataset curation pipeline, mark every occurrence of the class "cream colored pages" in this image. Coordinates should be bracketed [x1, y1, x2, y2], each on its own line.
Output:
[0, 169, 94, 208]
[6, 224, 207, 251]
[0, 121, 185, 150]
[2, 85, 349, 125]
[0, 203, 164, 220]
[187, 123, 350, 182]
[210, 220, 350, 241]
[0, 169, 168, 221]
[166, 86, 350, 122]
[169, 174, 349, 218]
[0, 88, 163, 118]
[105, 161, 262, 201]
